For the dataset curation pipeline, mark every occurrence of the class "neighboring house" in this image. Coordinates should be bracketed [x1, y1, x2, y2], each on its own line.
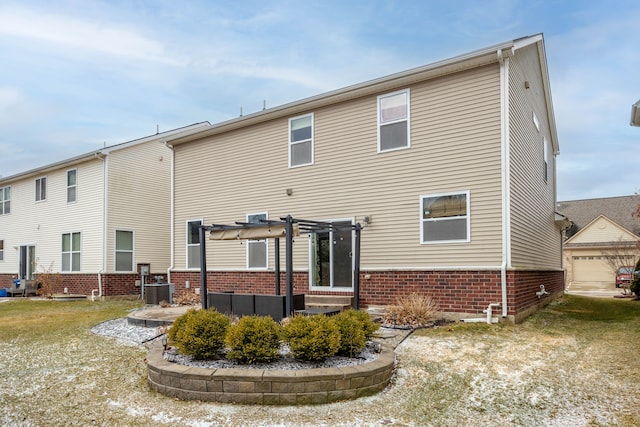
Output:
[164, 34, 562, 322]
[0, 123, 210, 296]
[557, 195, 640, 285]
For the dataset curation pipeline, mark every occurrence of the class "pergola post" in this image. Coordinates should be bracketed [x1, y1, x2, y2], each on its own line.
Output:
[285, 215, 294, 316]
[274, 238, 281, 295]
[199, 225, 208, 309]
[354, 223, 361, 310]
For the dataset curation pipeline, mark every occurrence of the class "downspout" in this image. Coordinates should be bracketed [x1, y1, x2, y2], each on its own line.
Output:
[497, 48, 511, 318]
[164, 141, 175, 284]
[94, 152, 107, 300]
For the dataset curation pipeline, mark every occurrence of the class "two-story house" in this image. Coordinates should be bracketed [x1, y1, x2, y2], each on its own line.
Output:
[0, 122, 209, 297]
[164, 34, 563, 322]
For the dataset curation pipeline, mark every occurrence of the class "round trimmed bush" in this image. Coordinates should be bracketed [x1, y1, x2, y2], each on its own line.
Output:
[334, 309, 379, 357]
[225, 315, 281, 364]
[283, 314, 341, 362]
[167, 308, 230, 360]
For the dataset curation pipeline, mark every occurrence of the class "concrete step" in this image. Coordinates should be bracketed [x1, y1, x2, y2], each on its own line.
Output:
[305, 294, 353, 312]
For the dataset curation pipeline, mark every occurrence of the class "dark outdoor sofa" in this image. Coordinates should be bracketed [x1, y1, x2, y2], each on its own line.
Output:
[207, 291, 305, 321]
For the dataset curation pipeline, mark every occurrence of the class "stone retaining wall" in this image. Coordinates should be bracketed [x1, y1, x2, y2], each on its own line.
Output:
[147, 341, 396, 405]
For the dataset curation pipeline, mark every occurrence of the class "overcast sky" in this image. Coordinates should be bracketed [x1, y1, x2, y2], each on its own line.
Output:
[1, 0, 639, 201]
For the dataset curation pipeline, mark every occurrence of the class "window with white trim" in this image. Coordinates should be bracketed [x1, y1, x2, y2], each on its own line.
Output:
[0, 240, 4, 261]
[35, 177, 46, 201]
[289, 113, 313, 167]
[420, 191, 470, 244]
[378, 89, 410, 152]
[67, 169, 77, 203]
[62, 232, 81, 271]
[247, 212, 267, 269]
[187, 220, 203, 269]
[0, 186, 10, 215]
[115, 230, 134, 271]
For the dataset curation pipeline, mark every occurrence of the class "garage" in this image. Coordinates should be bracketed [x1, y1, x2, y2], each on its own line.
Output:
[572, 256, 615, 284]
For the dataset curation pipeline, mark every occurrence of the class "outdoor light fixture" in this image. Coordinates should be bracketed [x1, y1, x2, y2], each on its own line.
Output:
[363, 215, 372, 227]
[162, 336, 168, 351]
[631, 99, 640, 127]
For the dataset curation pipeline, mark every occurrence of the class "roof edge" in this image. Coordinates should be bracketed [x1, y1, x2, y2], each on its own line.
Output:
[168, 35, 545, 146]
[0, 122, 210, 184]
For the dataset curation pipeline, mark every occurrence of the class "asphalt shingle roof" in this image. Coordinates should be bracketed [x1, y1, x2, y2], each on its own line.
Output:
[557, 195, 640, 238]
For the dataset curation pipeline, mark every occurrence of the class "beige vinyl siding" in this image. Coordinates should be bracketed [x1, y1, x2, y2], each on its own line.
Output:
[174, 64, 504, 271]
[107, 141, 172, 272]
[0, 159, 104, 274]
[567, 216, 638, 244]
[508, 44, 561, 269]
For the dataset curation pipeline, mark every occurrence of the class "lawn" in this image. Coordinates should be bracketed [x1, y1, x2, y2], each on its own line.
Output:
[0, 295, 638, 426]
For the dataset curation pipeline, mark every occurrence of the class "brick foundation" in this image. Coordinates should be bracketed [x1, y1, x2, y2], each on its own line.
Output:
[168, 268, 565, 322]
[0, 272, 167, 297]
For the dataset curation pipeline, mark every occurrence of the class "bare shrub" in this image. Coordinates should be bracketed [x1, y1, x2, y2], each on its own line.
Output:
[382, 293, 438, 328]
[36, 263, 63, 298]
[173, 290, 200, 306]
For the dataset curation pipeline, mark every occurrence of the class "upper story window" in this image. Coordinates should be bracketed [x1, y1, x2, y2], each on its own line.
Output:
[35, 177, 47, 202]
[186, 219, 203, 269]
[289, 113, 314, 168]
[246, 212, 267, 269]
[115, 230, 134, 272]
[0, 240, 4, 261]
[61, 232, 81, 272]
[378, 89, 410, 152]
[0, 186, 10, 215]
[67, 169, 77, 203]
[420, 191, 470, 244]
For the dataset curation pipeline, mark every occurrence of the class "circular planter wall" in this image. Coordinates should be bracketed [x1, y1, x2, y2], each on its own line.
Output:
[147, 341, 395, 405]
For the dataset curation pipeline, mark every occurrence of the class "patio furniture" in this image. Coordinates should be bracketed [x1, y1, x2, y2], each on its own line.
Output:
[7, 280, 24, 297]
[7, 280, 38, 297]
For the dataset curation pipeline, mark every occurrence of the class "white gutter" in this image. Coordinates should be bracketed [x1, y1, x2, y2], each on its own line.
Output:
[497, 48, 512, 318]
[164, 141, 175, 284]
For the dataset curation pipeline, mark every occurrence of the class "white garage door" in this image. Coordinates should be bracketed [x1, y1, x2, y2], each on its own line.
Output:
[573, 256, 614, 283]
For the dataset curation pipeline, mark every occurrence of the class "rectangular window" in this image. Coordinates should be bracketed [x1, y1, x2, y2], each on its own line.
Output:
[247, 212, 267, 269]
[378, 89, 410, 152]
[187, 220, 203, 269]
[35, 177, 47, 201]
[420, 191, 470, 244]
[62, 232, 81, 271]
[0, 240, 4, 261]
[115, 230, 134, 271]
[289, 113, 313, 167]
[0, 186, 10, 215]
[67, 169, 77, 203]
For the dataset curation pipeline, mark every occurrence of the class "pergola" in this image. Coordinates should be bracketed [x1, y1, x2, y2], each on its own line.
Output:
[198, 215, 362, 315]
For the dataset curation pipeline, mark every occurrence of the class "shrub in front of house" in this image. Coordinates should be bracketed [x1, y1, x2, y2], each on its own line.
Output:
[168, 308, 230, 359]
[382, 292, 438, 328]
[225, 315, 281, 364]
[282, 314, 341, 362]
[333, 309, 379, 357]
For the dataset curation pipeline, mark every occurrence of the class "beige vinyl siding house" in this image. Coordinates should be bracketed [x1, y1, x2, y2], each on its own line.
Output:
[168, 34, 562, 322]
[558, 195, 640, 286]
[0, 123, 209, 296]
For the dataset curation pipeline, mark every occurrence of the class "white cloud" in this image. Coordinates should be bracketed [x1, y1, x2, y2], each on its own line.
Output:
[0, 5, 180, 66]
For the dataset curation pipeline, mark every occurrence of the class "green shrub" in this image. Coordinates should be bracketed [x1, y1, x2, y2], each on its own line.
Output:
[334, 309, 379, 357]
[341, 309, 379, 340]
[333, 312, 366, 357]
[167, 308, 230, 359]
[225, 315, 281, 364]
[283, 314, 341, 362]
